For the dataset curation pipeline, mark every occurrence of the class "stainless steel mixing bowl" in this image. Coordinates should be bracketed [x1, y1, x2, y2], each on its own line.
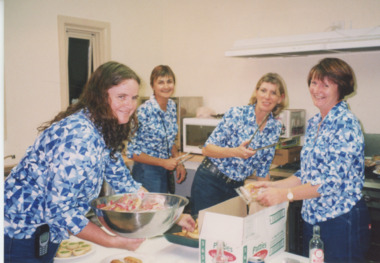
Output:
[90, 193, 189, 238]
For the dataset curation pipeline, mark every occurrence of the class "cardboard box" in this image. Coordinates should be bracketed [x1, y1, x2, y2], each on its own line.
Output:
[272, 146, 302, 166]
[198, 197, 288, 263]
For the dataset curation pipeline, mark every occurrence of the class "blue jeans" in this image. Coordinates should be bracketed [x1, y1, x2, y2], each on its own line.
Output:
[4, 234, 59, 263]
[132, 161, 168, 193]
[190, 163, 244, 216]
[302, 198, 370, 263]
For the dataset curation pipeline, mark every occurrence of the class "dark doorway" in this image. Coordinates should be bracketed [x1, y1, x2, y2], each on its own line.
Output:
[68, 37, 94, 104]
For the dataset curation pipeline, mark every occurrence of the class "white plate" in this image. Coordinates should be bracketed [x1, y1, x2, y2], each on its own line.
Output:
[102, 252, 153, 263]
[54, 240, 95, 262]
[54, 248, 94, 262]
[373, 170, 380, 175]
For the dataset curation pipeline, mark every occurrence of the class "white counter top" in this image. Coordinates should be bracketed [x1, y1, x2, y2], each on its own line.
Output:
[55, 235, 198, 263]
[57, 235, 308, 263]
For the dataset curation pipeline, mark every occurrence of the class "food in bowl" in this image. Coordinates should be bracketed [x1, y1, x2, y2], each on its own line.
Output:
[90, 193, 189, 238]
[96, 193, 166, 212]
[173, 218, 199, 239]
[365, 158, 376, 167]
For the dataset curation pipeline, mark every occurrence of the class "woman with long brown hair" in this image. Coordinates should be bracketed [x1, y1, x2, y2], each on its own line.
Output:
[4, 61, 194, 263]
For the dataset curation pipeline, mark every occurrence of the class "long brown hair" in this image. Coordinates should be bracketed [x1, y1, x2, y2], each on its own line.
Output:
[38, 61, 140, 158]
[248, 73, 288, 117]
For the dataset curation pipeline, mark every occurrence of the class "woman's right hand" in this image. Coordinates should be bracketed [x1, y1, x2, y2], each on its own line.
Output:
[162, 158, 178, 171]
[111, 235, 145, 251]
[234, 140, 257, 159]
[75, 221, 145, 251]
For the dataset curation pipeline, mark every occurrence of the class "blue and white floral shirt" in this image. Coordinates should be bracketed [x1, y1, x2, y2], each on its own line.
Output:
[4, 109, 141, 243]
[295, 101, 364, 224]
[206, 104, 282, 181]
[127, 95, 178, 159]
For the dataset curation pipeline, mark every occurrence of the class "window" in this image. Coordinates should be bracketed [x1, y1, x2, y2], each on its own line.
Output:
[58, 16, 110, 109]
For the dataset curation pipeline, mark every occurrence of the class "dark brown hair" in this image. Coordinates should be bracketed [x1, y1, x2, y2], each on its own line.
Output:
[248, 72, 288, 117]
[38, 61, 140, 158]
[150, 65, 176, 86]
[307, 57, 355, 100]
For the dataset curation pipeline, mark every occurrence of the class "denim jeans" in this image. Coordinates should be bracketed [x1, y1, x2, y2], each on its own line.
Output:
[132, 161, 168, 193]
[190, 162, 244, 216]
[4, 234, 59, 263]
[302, 198, 370, 263]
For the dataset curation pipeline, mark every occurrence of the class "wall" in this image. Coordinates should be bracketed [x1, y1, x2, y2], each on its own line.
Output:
[4, 0, 164, 165]
[4, 0, 380, 165]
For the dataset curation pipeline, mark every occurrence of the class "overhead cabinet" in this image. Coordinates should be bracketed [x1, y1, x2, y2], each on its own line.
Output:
[225, 27, 380, 58]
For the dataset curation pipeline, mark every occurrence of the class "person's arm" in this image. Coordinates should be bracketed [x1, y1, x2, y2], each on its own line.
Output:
[104, 153, 142, 194]
[171, 145, 187, 183]
[255, 175, 320, 206]
[131, 153, 178, 171]
[202, 140, 256, 159]
[256, 174, 270, 181]
[75, 221, 145, 251]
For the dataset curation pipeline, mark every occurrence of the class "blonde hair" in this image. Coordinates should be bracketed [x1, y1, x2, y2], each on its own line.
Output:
[248, 73, 288, 117]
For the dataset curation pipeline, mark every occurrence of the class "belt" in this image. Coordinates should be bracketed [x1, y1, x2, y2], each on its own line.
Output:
[201, 157, 243, 187]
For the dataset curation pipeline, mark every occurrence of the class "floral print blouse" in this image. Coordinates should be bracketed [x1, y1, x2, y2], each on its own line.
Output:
[127, 95, 178, 159]
[206, 104, 282, 181]
[295, 101, 365, 224]
[4, 109, 141, 243]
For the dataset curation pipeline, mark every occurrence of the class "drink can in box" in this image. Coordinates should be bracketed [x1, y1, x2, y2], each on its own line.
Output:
[248, 257, 265, 263]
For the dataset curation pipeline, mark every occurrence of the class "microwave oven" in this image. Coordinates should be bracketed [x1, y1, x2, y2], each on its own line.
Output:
[182, 117, 222, 154]
[278, 109, 306, 138]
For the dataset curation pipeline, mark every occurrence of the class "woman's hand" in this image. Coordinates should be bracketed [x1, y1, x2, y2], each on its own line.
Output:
[175, 164, 186, 183]
[234, 140, 257, 159]
[256, 187, 287, 207]
[162, 158, 179, 171]
[176, 214, 196, 232]
[111, 236, 145, 251]
[76, 221, 146, 251]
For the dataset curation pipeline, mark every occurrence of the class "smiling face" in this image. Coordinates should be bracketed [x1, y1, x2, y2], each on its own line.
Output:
[107, 79, 139, 124]
[255, 82, 284, 115]
[152, 75, 175, 101]
[309, 76, 340, 119]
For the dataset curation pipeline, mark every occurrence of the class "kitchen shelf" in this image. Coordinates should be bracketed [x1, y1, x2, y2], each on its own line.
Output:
[225, 27, 380, 58]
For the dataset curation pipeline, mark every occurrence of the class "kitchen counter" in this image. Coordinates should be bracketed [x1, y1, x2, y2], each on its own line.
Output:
[57, 235, 198, 263]
[59, 235, 309, 263]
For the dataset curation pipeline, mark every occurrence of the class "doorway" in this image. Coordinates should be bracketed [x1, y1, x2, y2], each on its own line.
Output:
[58, 16, 110, 109]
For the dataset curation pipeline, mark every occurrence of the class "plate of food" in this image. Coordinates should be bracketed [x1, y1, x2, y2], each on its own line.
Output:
[54, 239, 94, 261]
[164, 215, 199, 248]
[102, 253, 151, 263]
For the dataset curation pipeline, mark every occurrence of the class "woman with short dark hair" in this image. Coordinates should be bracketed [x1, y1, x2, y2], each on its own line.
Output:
[251, 58, 370, 262]
[127, 65, 186, 193]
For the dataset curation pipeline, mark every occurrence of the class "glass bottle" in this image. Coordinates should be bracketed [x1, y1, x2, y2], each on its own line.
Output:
[309, 225, 324, 263]
[213, 240, 228, 263]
